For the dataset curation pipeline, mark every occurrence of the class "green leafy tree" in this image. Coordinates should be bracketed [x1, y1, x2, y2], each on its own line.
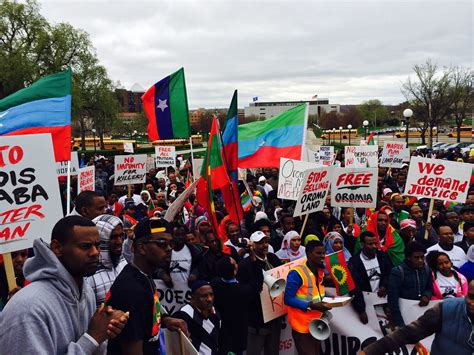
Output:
[357, 99, 389, 128]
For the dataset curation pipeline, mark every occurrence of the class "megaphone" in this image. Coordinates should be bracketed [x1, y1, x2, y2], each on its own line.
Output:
[309, 312, 332, 340]
[263, 272, 286, 297]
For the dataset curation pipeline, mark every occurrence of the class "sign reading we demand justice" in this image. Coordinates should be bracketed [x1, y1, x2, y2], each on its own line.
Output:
[0, 134, 63, 253]
[114, 154, 147, 186]
[405, 156, 471, 203]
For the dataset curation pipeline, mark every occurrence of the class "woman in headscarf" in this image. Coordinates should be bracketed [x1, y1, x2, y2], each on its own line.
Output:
[276, 230, 305, 262]
[323, 231, 352, 262]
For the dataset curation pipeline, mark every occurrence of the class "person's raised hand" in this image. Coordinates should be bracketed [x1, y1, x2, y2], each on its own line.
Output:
[163, 317, 189, 337]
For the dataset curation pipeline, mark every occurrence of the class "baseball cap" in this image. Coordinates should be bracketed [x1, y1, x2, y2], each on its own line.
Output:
[382, 188, 393, 197]
[250, 231, 267, 243]
[134, 217, 173, 241]
[400, 219, 417, 230]
[258, 176, 266, 182]
[124, 198, 135, 209]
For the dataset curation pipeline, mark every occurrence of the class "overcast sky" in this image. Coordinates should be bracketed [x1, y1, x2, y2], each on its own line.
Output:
[40, 0, 472, 109]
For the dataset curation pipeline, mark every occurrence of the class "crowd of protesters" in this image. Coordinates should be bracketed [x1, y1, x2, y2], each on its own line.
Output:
[0, 147, 473, 355]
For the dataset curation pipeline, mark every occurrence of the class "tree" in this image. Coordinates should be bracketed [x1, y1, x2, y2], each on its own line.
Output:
[449, 67, 473, 142]
[402, 60, 453, 147]
[357, 100, 389, 128]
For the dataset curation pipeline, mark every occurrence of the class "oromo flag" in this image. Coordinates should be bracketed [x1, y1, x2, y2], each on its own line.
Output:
[325, 251, 355, 295]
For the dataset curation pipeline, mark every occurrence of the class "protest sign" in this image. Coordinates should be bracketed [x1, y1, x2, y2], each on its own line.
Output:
[331, 167, 378, 208]
[114, 154, 147, 186]
[0, 134, 63, 253]
[405, 157, 471, 203]
[154, 280, 192, 315]
[293, 167, 333, 217]
[193, 158, 204, 179]
[277, 158, 315, 201]
[379, 141, 409, 168]
[77, 165, 95, 193]
[164, 329, 198, 355]
[123, 142, 134, 153]
[260, 257, 306, 323]
[155, 146, 176, 168]
[305, 146, 334, 166]
[146, 154, 156, 172]
[56, 151, 79, 177]
[345, 145, 378, 168]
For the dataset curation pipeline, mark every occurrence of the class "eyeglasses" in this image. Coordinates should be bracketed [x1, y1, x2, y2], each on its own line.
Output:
[144, 239, 174, 248]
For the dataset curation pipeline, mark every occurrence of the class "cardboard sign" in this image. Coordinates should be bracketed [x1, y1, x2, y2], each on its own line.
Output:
[164, 329, 198, 355]
[293, 167, 333, 217]
[405, 157, 471, 203]
[345, 145, 378, 168]
[56, 151, 79, 177]
[261, 257, 307, 323]
[331, 167, 378, 208]
[154, 280, 192, 315]
[277, 158, 315, 201]
[114, 154, 147, 186]
[305, 146, 334, 166]
[379, 141, 409, 168]
[0, 134, 63, 253]
[123, 142, 134, 153]
[77, 165, 95, 193]
[155, 146, 176, 168]
[192, 158, 204, 179]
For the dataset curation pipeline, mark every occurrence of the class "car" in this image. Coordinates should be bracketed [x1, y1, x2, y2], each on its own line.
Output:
[461, 143, 474, 155]
[444, 142, 472, 151]
[433, 143, 451, 152]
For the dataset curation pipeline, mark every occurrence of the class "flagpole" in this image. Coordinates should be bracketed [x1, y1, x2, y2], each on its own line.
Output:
[300, 103, 309, 159]
[66, 160, 71, 215]
[189, 136, 195, 182]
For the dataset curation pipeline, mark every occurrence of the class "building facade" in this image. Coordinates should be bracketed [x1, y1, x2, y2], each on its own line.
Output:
[244, 99, 340, 119]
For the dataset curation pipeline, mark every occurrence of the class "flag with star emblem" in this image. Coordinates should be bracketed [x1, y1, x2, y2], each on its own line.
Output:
[141, 67, 190, 141]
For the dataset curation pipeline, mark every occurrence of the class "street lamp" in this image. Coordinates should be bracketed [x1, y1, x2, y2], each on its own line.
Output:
[403, 108, 413, 146]
[91, 128, 97, 153]
[339, 126, 343, 144]
[363, 120, 369, 140]
[347, 124, 352, 145]
[332, 128, 336, 145]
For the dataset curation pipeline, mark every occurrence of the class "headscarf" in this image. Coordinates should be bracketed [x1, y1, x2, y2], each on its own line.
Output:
[276, 230, 305, 261]
[140, 190, 152, 206]
[323, 231, 351, 262]
[93, 214, 124, 269]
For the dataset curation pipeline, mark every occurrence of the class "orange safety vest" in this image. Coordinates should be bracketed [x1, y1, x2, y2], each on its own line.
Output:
[286, 264, 325, 333]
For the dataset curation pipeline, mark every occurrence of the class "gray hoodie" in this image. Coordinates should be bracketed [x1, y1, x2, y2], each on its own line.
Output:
[0, 239, 105, 354]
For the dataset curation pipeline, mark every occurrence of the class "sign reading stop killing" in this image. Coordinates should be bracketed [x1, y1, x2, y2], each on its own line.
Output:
[405, 157, 471, 203]
[0, 134, 63, 253]
[293, 167, 333, 217]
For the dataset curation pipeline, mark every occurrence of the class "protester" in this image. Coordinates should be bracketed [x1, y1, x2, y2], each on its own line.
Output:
[459, 245, 474, 283]
[389, 194, 410, 229]
[106, 217, 187, 354]
[426, 250, 468, 299]
[174, 281, 221, 354]
[284, 240, 331, 355]
[361, 280, 474, 355]
[0, 216, 129, 353]
[323, 231, 351, 262]
[70, 190, 107, 219]
[224, 222, 249, 261]
[398, 218, 417, 245]
[388, 241, 432, 327]
[446, 211, 464, 243]
[0, 249, 28, 311]
[87, 214, 128, 306]
[199, 230, 230, 281]
[427, 225, 467, 269]
[455, 221, 474, 254]
[409, 204, 437, 248]
[276, 230, 305, 262]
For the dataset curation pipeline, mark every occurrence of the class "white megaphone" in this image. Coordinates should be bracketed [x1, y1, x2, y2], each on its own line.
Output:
[309, 312, 332, 340]
[263, 272, 286, 297]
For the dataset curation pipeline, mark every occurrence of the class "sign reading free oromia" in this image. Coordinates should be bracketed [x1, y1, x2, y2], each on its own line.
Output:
[331, 168, 378, 208]
[0, 134, 63, 253]
[114, 154, 147, 186]
[405, 156, 471, 203]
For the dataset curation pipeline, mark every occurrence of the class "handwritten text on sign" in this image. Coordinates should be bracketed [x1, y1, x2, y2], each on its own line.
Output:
[293, 167, 333, 217]
[78, 165, 95, 193]
[379, 141, 409, 168]
[277, 158, 315, 201]
[0, 134, 63, 253]
[56, 151, 79, 177]
[155, 146, 176, 168]
[345, 145, 378, 168]
[114, 154, 147, 186]
[404, 157, 471, 203]
[331, 168, 378, 208]
[154, 280, 191, 314]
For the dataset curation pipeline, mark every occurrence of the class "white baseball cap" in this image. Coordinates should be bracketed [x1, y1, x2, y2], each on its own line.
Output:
[250, 231, 267, 243]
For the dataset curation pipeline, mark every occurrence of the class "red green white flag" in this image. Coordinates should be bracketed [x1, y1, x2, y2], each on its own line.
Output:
[325, 251, 355, 295]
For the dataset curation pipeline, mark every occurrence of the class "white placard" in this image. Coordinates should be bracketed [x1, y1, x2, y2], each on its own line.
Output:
[155, 146, 176, 168]
[56, 151, 79, 177]
[293, 167, 333, 217]
[123, 142, 134, 153]
[192, 158, 204, 179]
[331, 167, 378, 208]
[77, 165, 95, 193]
[379, 141, 409, 168]
[277, 158, 315, 201]
[345, 145, 378, 168]
[405, 156, 471, 203]
[154, 280, 192, 315]
[114, 154, 147, 186]
[305, 146, 334, 166]
[146, 154, 156, 172]
[0, 134, 63, 253]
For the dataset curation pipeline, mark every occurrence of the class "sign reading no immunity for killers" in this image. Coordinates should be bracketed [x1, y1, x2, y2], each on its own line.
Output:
[114, 154, 147, 186]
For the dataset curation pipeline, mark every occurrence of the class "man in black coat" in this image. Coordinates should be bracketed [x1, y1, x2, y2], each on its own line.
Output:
[349, 231, 393, 324]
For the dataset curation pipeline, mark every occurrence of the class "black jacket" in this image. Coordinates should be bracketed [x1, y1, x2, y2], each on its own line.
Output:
[349, 250, 393, 313]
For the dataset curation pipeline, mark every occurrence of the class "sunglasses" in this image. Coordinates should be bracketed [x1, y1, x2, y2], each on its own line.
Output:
[144, 239, 174, 248]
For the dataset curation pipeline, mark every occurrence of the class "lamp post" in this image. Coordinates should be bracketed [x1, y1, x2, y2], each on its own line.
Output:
[403, 108, 413, 146]
[332, 128, 336, 145]
[91, 128, 97, 153]
[363, 120, 369, 141]
[347, 124, 352, 145]
[339, 126, 343, 144]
